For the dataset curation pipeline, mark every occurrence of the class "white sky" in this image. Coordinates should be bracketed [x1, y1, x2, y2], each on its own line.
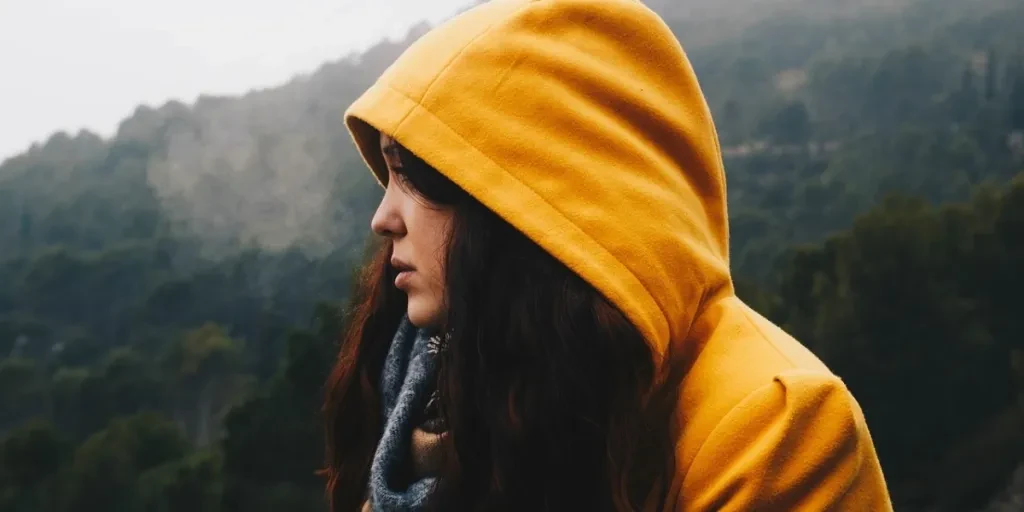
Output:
[0, 0, 474, 161]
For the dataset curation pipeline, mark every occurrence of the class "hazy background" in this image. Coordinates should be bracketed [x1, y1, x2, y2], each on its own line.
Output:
[0, 0, 473, 160]
[2, 0, 1024, 511]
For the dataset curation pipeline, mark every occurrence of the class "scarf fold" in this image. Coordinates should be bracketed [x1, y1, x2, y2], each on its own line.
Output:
[366, 317, 446, 512]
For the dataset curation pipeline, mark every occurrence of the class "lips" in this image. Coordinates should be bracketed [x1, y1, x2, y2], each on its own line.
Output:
[391, 259, 415, 273]
[394, 270, 413, 289]
[391, 258, 415, 289]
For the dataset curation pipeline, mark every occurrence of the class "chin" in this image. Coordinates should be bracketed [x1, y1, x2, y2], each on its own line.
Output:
[406, 297, 443, 330]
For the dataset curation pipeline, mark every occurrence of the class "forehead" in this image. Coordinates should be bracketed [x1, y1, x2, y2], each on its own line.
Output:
[380, 132, 402, 169]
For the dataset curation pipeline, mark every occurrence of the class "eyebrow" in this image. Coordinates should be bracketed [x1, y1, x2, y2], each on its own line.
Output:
[381, 134, 403, 169]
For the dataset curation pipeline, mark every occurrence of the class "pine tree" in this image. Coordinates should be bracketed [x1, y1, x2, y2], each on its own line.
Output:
[985, 49, 999, 101]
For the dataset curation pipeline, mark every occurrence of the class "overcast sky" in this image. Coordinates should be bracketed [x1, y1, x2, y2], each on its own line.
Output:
[0, 0, 474, 161]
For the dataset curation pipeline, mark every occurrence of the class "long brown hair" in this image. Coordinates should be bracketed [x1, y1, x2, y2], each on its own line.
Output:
[323, 140, 675, 511]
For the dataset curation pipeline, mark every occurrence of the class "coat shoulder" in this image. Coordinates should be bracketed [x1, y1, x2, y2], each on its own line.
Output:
[666, 297, 892, 511]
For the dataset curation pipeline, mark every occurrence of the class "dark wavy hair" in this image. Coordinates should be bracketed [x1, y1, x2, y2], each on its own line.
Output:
[323, 139, 676, 511]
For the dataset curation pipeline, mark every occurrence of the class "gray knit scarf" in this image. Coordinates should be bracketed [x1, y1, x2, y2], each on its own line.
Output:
[367, 316, 447, 511]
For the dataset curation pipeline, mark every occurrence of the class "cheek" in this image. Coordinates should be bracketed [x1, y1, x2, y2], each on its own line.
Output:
[417, 211, 454, 283]
[401, 198, 454, 285]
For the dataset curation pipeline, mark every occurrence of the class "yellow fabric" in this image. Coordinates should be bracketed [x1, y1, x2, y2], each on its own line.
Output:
[344, 0, 893, 510]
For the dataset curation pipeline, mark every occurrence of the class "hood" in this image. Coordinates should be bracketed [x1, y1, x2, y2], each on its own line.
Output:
[344, 0, 733, 367]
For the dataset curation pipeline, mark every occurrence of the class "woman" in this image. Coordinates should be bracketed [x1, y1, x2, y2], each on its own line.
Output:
[324, 0, 893, 510]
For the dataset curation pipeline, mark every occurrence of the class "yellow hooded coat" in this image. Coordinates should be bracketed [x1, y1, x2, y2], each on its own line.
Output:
[344, 0, 893, 510]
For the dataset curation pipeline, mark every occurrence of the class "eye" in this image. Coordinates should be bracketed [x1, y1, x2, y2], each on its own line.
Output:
[385, 167, 405, 187]
[392, 170, 416, 192]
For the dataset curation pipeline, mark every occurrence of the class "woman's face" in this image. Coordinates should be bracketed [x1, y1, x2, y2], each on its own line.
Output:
[370, 133, 453, 329]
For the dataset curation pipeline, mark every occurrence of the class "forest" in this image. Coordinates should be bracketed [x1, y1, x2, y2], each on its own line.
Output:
[2, 0, 1024, 510]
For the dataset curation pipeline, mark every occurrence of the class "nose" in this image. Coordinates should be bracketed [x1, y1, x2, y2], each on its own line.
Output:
[370, 185, 405, 238]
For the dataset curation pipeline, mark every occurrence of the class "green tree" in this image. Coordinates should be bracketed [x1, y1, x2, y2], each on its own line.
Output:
[163, 324, 251, 446]
[0, 419, 66, 512]
[221, 303, 340, 512]
[719, 99, 744, 144]
[985, 49, 999, 101]
[868, 46, 946, 126]
[0, 358, 46, 429]
[50, 367, 90, 440]
[759, 100, 811, 146]
[774, 180, 1024, 507]
[62, 413, 190, 512]
[1009, 70, 1024, 130]
[949, 65, 980, 122]
[18, 211, 31, 245]
[137, 450, 223, 512]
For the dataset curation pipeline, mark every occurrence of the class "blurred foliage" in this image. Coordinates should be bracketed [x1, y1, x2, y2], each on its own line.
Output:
[2, 0, 1024, 510]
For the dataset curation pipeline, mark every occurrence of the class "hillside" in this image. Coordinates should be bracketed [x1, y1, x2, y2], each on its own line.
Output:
[1, 0, 1024, 510]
